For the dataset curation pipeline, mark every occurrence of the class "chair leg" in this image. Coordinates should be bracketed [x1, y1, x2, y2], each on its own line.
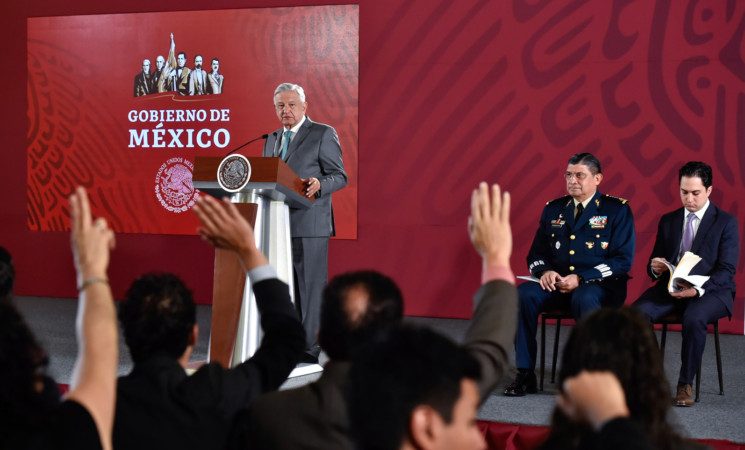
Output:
[551, 319, 562, 384]
[540, 316, 546, 391]
[714, 322, 723, 395]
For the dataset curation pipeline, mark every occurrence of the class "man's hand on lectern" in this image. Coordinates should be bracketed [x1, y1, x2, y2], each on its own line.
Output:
[193, 195, 268, 271]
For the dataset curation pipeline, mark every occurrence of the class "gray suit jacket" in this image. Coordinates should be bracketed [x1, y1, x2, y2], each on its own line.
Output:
[262, 117, 347, 237]
[238, 279, 518, 450]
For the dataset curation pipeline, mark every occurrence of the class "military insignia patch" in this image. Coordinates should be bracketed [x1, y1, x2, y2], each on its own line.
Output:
[589, 216, 607, 228]
[555, 241, 561, 249]
[551, 219, 565, 227]
[586, 242, 594, 249]
[601, 242, 609, 249]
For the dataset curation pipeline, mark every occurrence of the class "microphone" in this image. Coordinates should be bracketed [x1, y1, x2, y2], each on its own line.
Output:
[224, 133, 269, 157]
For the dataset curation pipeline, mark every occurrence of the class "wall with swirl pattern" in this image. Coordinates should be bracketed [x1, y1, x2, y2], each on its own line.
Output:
[3, 0, 744, 333]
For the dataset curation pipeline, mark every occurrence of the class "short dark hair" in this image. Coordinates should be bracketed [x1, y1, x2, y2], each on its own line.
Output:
[678, 161, 712, 188]
[544, 308, 684, 450]
[177, 52, 186, 59]
[567, 152, 602, 175]
[347, 325, 481, 450]
[0, 301, 54, 443]
[319, 271, 403, 360]
[118, 273, 196, 363]
[0, 247, 14, 301]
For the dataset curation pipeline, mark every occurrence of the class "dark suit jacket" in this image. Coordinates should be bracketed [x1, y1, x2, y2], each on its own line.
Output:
[238, 279, 518, 450]
[527, 191, 635, 282]
[647, 203, 739, 313]
[113, 278, 305, 450]
[133, 72, 150, 97]
[262, 117, 347, 237]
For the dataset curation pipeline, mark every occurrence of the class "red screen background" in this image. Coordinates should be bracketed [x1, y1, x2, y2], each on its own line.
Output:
[3, 0, 744, 334]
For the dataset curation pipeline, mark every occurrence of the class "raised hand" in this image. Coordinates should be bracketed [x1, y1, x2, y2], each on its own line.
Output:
[192, 195, 267, 270]
[468, 182, 511, 268]
[557, 371, 630, 430]
[69, 186, 115, 284]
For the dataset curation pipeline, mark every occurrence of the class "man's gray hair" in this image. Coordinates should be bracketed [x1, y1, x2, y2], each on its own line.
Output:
[274, 83, 306, 103]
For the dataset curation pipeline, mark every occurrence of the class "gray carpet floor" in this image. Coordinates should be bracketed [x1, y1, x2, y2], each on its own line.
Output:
[15, 296, 745, 444]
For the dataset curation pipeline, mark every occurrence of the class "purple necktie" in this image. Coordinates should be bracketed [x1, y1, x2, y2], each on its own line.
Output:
[680, 213, 697, 255]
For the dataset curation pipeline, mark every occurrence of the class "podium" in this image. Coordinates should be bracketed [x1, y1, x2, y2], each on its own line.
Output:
[193, 156, 314, 370]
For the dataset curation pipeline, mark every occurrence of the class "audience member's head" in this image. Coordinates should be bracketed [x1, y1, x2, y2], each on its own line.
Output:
[318, 270, 403, 361]
[0, 246, 15, 303]
[0, 302, 56, 445]
[348, 325, 485, 450]
[118, 273, 196, 363]
[546, 307, 684, 449]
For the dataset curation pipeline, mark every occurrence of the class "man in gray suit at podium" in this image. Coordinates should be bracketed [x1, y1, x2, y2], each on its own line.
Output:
[263, 82, 347, 364]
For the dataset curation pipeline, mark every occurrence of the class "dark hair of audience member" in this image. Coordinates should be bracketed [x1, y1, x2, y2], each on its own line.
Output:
[678, 161, 713, 188]
[318, 270, 403, 361]
[543, 307, 685, 450]
[347, 325, 481, 450]
[0, 246, 14, 303]
[118, 273, 196, 363]
[567, 152, 602, 175]
[0, 302, 61, 447]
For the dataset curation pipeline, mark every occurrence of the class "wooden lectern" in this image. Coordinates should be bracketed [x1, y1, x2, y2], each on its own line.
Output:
[192, 156, 313, 368]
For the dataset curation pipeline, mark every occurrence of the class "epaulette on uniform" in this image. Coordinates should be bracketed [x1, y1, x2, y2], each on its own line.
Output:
[546, 195, 572, 206]
[602, 194, 628, 205]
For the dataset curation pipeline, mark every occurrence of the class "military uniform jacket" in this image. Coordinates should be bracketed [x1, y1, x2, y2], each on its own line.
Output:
[527, 191, 635, 282]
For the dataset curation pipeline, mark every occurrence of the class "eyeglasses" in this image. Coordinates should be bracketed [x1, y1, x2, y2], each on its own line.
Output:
[564, 172, 589, 181]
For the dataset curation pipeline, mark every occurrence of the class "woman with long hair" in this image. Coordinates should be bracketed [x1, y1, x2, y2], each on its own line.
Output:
[541, 307, 704, 450]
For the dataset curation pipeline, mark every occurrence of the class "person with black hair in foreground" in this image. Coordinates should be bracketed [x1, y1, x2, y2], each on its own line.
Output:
[112, 195, 305, 450]
[349, 326, 486, 450]
[241, 269, 403, 449]
[0, 186, 118, 450]
[347, 182, 517, 450]
[540, 308, 704, 450]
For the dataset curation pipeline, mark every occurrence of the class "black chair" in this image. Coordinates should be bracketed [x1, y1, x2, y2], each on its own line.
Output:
[539, 308, 574, 391]
[656, 313, 723, 402]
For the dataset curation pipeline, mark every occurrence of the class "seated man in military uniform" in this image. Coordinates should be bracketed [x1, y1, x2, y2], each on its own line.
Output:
[504, 152, 635, 397]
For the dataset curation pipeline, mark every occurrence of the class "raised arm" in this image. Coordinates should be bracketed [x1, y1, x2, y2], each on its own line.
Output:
[465, 182, 518, 400]
[192, 195, 304, 403]
[65, 186, 118, 450]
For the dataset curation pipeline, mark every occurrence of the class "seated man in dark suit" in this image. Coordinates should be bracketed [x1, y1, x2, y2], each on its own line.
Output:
[505, 152, 635, 397]
[633, 161, 738, 407]
[112, 195, 305, 450]
[239, 182, 517, 449]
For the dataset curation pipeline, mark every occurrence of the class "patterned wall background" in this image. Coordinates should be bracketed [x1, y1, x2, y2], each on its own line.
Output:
[3, 0, 744, 333]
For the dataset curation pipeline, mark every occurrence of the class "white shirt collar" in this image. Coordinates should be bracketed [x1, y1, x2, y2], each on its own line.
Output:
[284, 115, 306, 135]
[686, 200, 710, 221]
[573, 192, 595, 209]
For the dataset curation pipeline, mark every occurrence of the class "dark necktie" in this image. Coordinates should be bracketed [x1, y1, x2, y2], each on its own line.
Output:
[279, 130, 292, 159]
[575, 203, 584, 222]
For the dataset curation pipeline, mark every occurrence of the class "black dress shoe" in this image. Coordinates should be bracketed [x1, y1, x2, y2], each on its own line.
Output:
[504, 371, 538, 397]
